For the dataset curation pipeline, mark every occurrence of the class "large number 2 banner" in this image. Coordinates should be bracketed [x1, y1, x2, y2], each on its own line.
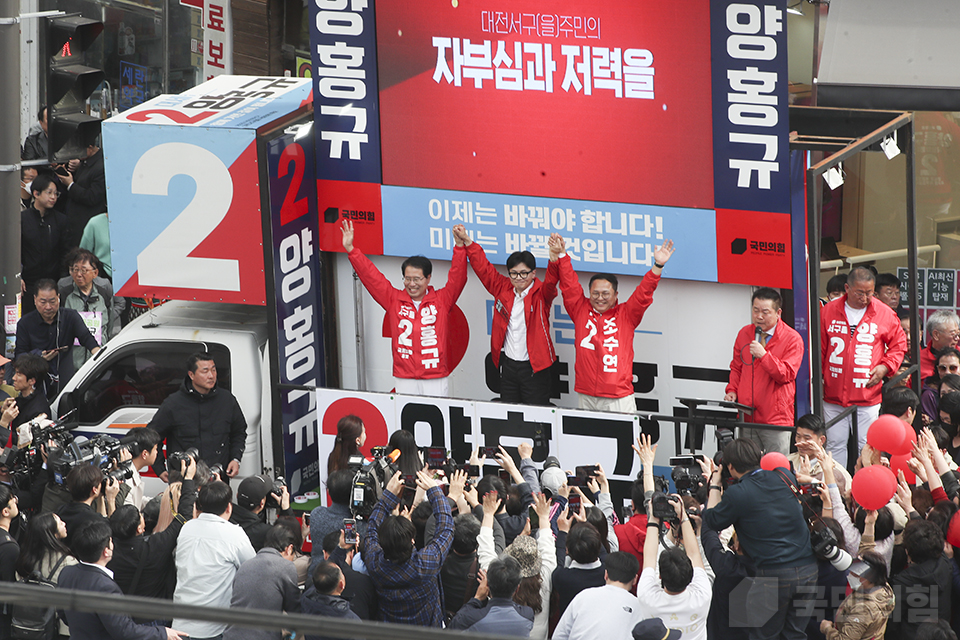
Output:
[102, 76, 313, 305]
[104, 127, 265, 303]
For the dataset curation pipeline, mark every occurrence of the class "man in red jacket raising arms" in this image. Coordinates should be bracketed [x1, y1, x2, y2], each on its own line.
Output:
[548, 233, 674, 413]
[821, 266, 907, 467]
[724, 287, 804, 455]
[453, 224, 559, 405]
[342, 220, 467, 397]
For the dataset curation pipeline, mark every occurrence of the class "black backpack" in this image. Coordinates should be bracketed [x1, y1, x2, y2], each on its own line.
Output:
[11, 554, 67, 640]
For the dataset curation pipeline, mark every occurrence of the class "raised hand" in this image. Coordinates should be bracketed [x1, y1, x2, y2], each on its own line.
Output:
[341, 219, 355, 251]
[653, 239, 675, 267]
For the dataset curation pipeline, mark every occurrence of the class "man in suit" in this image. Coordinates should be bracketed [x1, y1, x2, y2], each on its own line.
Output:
[57, 518, 185, 640]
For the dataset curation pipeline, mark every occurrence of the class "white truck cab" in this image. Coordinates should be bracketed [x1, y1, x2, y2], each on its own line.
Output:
[53, 300, 273, 495]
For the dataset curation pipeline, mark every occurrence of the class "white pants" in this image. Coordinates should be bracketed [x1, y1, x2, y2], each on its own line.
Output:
[394, 376, 449, 397]
[823, 402, 880, 468]
[579, 393, 636, 414]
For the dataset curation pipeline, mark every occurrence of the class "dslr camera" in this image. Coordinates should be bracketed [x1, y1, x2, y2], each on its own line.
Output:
[810, 521, 852, 571]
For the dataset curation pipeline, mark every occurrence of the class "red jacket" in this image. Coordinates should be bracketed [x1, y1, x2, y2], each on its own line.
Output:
[466, 242, 559, 373]
[920, 344, 937, 382]
[557, 255, 661, 399]
[613, 513, 647, 583]
[821, 296, 907, 407]
[349, 247, 467, 379]
[726, 320, 804, 426]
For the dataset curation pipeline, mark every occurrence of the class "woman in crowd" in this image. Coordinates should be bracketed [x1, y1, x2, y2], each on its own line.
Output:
[388, 429, 423, 476]
[820, 550, 894, 639]
[327, 415, 366, 473]
[12, 506, 73, 638]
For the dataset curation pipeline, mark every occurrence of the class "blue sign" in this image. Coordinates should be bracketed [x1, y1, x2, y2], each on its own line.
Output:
[119, 61, 148, 111]
[381, 185, 718, 282]
[710, 0, 790, 214]
[308, 0, 382, 183]
[265, 132, 324, 493]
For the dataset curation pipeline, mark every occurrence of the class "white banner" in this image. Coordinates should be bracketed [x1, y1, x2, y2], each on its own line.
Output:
[317, 388, 654, 512]
[202, 0, 232, 80]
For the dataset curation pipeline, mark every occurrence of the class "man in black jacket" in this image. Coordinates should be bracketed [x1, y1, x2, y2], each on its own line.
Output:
[59, 144, 106, 248]
[15, 280, 101, 397]
[301, 560, 360, 640]
[887, 519, 952, 640]
[148, 352, 246, 480]
[449, 555, 534, 636]
[319, 530, 378, 621]
[107, 456, 197, 609]
[230, 474, 294, 550]
[20, 174, 68, 317]
[0, 354, 50, 446]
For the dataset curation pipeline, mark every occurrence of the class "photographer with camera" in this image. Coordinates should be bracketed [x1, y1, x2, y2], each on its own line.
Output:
[0, 355, 50, 445]
[702, 438, 817, 640]
[57, 464, 121, 548]
[230, 474, 294, 551]
[108, 454, 198, 605]
[635, 435, 711, 640]
[123, 427, 161, 509]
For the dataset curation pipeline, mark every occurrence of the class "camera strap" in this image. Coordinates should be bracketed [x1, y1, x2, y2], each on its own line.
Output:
[773, 468, 830, 532]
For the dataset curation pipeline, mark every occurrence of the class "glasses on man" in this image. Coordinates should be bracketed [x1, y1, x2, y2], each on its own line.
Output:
[591, 291, 614, 300]
[70, 267, 93, 275]
[509, 270, 533, 280]
[403, 276, 425, 284]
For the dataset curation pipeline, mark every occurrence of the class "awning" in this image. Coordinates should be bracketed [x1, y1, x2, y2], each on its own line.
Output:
[817, 0, 960, 111]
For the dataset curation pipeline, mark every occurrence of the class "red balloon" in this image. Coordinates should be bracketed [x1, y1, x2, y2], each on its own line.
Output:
[897, 425, 919, 456]
[889, 453, 917, 485]
[760, 451, 790, 471]
[866, 415, 908, 454]
[851, 465, 898, 510]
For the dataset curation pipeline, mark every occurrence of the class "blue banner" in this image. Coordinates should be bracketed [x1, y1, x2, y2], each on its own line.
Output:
[266, 132, 323, 494]
[381, 185, 718, 282]
[308, 0, 382, 183]
[710, 0, 790, 214]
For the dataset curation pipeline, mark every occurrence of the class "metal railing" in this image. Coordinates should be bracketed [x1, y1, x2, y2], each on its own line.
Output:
[0, 583, 517, 640]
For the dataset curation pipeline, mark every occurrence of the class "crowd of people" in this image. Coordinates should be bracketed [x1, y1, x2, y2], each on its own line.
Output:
[10, 393, 960, 640]
[10, 104, 960, 640]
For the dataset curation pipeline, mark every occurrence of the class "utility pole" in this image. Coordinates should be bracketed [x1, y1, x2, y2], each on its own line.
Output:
[0, 0, 21, 361]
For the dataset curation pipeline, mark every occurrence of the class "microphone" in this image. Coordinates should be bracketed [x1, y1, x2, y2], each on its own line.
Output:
[755, 325, 763, 343]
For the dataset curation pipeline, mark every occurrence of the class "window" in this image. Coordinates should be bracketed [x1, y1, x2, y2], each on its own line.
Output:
[73, 341, 231, 425]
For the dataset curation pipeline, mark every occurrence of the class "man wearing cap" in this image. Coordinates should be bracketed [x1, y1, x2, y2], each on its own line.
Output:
[632, 619, 681, 640]
[554, 552, 645, 640]
[231, 475, 294, 550]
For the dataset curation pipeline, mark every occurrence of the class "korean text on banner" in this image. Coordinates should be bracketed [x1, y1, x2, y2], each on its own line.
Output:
[710, 0, 790, 214]
[267, 132, 324, 494]
[309, 0, 383, 183]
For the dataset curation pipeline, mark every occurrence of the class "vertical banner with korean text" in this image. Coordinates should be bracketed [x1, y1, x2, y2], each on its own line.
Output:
[309, 0, 382, 184]
[202, 0, 232, 80]
[267, 131, 324, 494]
[711, 0, 793, 288]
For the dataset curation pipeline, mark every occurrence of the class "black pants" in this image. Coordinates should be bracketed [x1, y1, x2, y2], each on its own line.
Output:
[500, 354, 551, 405]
